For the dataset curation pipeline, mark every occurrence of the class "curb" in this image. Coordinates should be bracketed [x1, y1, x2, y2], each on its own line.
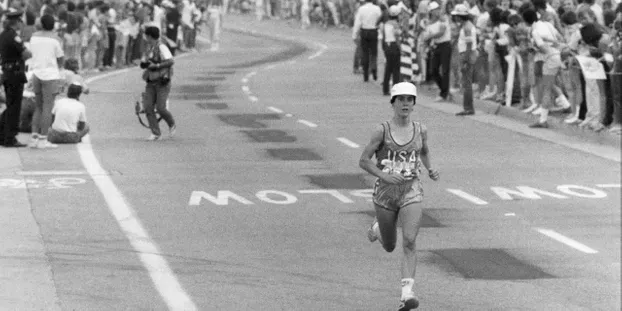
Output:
[422, 86, 621, 149]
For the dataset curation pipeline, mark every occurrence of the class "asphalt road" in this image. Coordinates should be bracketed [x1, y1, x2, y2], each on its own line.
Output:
[2, 16, 620, 311]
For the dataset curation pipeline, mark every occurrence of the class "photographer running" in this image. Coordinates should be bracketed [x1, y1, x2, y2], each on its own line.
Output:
[140, 24, 176, 141]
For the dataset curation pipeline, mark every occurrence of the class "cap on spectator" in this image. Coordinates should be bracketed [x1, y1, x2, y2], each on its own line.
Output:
[451, 4, 470, 16]
[428, 1, 440, 11]
[4, 8, 23, 19]
[389, 5, 401, 16]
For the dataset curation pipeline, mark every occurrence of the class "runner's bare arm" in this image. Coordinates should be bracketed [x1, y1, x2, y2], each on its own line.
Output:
[420, 125, 439, 181]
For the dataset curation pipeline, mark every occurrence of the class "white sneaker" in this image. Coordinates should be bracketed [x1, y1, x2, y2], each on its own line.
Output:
[37, 139, 58, 149]
[169, 125, 176, 138]
[522, 103, 538, 113]
[28, 134, 40, 148]
[532, 107, 544, 115]
[146, 134, 160, 141]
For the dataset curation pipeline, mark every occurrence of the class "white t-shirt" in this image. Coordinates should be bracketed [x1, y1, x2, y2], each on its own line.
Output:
[29, 31, 64, 81]
[158, 44, 173, 60]
[52, 98, 87, 133]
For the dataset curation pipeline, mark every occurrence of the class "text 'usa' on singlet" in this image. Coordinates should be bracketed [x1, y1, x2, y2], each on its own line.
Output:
[375, 121, 423, 181]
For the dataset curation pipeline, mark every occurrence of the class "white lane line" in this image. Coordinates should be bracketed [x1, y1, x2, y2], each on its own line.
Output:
[504, 213, 516, 216]
[536, 228, 599, 254]
[268, 106, 283, 113]
[337, 137, 360, 148]
[77, 140, 197, 310]
[297, 119, 318, 128]
[446, 189, 489, 205]
[17, 170, 90, 176]
[308, 43, 328, 60]
[285, 113, 293, 117]
[83, 71, 196, 310]
[596, 184, 621, 188]
[241, 85, 250, 93]
[249, 96, 259, 102]
[241, 78, 248, 83]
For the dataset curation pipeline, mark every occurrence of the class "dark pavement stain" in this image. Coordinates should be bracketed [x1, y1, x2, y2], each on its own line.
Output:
[342, 210, 443, 228]
[266, 148, 323, 161]
[304, 174, 371, 189]
[195, 76, 226, 81]
[179, 84, 216, 93]
[196, 103, 228, 110]
[171, 94, 220, 100]
[218, 113, 281, 128]
[241, 129, 297, 142]
[432, 249, 555, 280]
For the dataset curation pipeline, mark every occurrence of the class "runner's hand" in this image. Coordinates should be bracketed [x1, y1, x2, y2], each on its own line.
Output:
[381, 173, 406, 185]
[428, 168, 440, 181]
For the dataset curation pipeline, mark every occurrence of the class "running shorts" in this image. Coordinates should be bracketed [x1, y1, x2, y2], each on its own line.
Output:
[372, 178, 423, 212]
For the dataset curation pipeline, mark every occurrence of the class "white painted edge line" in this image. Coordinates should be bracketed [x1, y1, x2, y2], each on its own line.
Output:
[536, 228, 599, 254]
[83, 69, 197, 310]
[242, 85, 250, 93]
[446, 189, 489, 205]
[596, 184, 621, 188]
[268, 106, 283, 113]
[308, 43, 328, 60]
[249, 96, 259, 102]
[297, 119, 318, 128]
[337, 137, 360, 148]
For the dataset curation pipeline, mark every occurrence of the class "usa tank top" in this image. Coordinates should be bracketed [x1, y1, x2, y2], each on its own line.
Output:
[375, 121, 423, 180]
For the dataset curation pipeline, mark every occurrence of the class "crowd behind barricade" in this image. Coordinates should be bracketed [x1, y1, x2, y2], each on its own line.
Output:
[244, 0, 622, 134]
[351, 0, 621, 133]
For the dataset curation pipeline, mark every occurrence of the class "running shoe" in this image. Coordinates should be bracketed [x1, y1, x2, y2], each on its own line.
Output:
[169, 124, 176, 138]
[398, 297, 419, 311]
[146, 134, 160, 141]
[28, 134, 39, 148]
[367, 219, 382, 244]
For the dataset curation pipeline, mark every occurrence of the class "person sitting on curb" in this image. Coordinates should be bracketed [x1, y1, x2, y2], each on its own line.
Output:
[47, 83, 90, 144]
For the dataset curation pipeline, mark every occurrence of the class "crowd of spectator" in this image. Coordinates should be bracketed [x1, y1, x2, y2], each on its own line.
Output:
[356, 0, 622, 133]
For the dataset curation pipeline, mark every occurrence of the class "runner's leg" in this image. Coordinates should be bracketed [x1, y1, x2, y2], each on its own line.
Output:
[374, 203, 398, 252]
[399, 202, 423, 281]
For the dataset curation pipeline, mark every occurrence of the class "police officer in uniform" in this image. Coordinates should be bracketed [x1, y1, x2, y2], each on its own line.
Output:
[0, 8, 31, 147]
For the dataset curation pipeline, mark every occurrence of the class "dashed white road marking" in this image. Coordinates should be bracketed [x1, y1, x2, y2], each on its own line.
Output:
[446, 189, 489, 205]
[297, 119, 318, 128]
[596, 184, 621, 188]
[536, 228, 599, 254]
[84, 69, 197, 310]
[504, 213, 516, 216]
[249, 96, 259, 102]
[337, 137, 360, 148]
[268, 106, 283, 113]
[308, 43, 328, 60]
[242, 86, 250, 93]
[285, 113, 293, 117]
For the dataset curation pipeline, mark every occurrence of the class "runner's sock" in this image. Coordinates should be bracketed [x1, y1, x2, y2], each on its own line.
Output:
[400, 278, 415, 300]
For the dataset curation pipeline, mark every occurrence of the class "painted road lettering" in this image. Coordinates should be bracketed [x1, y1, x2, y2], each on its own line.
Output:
[0, 178, 87, 189]
[188, 183, 619, 206]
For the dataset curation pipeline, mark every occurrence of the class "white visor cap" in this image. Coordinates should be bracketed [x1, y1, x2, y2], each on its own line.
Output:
[390, 82, 418, 99]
